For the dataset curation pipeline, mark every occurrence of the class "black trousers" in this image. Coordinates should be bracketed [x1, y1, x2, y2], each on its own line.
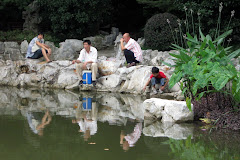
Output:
[124, 49, 139, 64]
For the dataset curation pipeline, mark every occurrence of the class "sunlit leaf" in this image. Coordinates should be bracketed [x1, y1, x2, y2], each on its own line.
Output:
[186, 97, 192, 111]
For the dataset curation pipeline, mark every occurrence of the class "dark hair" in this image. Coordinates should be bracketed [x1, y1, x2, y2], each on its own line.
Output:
[83, 40, 91, 45]
[152, 67, 159, 73]
[38, 32, 44, 37]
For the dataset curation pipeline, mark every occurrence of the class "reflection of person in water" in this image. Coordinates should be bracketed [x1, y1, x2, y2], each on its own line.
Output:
[120, 122, 142, 151]
[72, 101, 98, 141]
[27, 110, 52, 136]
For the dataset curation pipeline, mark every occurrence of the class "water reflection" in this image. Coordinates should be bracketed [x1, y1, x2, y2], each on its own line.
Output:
[72, 97, 98, 141]
[27, 110, 52, 136]
[1, 86, 240, 159]
[120, 120, 142, 151]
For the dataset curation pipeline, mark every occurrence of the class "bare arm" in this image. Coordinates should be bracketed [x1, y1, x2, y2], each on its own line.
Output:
[120, 38, 126, 51]
[36, 41, 48, 50]
[143, 78, 151, 91]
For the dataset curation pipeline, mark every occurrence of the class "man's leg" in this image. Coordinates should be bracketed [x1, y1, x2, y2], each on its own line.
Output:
[124, 49, 136, 64]
[76, 63, 84, 81]
[41, 48, 50, 62]
[30, 49, 43, 59]
[91, 63, 98, 81]
[47, 48, 52, 59]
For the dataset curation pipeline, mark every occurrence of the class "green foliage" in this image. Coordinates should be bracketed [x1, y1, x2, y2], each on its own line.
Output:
[167, 28, 240, 108]
[37, 0, 113, 39]
[144, 13, 179, 51]
[164, 136, 240, 160]
[0, 30, 61, 46]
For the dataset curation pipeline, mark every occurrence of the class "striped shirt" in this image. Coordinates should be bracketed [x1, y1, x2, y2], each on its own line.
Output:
[124, 123, 142, 147]
[125, 38, 143, 62]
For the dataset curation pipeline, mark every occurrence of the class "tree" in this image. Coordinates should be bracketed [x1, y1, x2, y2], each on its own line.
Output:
[37, 0, 113, 39]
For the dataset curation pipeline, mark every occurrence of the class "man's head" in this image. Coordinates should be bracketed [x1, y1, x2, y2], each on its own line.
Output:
[152, 67, 159, 77]
[123, 33, 130, 43]
[37, 32, 44, 39]
[83, 40, 91, 50]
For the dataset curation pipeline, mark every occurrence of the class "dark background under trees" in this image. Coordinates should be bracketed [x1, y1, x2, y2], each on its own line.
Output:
[0, 0, 239, 50]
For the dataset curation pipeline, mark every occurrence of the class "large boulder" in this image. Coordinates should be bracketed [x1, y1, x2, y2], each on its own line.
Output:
[143, 121, 194, 139]
[54, 39, 83, 60]
[98, 59, 125, 76]
[143, 98, 194, 123]
[20, 40, 29, 54]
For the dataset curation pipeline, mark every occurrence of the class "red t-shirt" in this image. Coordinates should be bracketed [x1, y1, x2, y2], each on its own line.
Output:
[150, 72, 166, 79]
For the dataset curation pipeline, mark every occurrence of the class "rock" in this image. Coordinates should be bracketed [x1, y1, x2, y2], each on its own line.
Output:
[55, 42, 76, 60]
[20, 40, 29, 54]
[150, 50, 158, 59]
[98, 74, 122, 89]
[45, 41, 58, 56]
[143, 98, 194, 123]
[98, 59, 125, 76]
[137, 38, 145, 48]
[111, 27, 119, 39]
[4, 42, 20, 50]
[54, 39, 83, 60]
[57, 69, 78, 88]
[169, 83, 181, 92]
[0, 42, 4, 54]
[64, 39, 83, 52]
[141, 50, 152, 65]
[83, 36, 104, 50]
[151, 56, 163, 66]
[143, 121, 193, 139]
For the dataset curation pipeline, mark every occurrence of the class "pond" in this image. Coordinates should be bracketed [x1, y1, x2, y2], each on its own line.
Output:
[0, 86, 239, 160]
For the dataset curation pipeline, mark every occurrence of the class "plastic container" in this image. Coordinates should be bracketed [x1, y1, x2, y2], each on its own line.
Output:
[82, 70, 92, 84]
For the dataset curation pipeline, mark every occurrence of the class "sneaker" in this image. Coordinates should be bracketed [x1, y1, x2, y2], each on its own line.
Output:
[159, 89, 163, 94]
[92, 81, 97, 87]
[150, 87, 158, 95]
[79, 80, 83, 86]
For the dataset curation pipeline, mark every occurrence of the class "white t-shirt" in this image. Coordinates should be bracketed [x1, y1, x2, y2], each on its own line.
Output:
[78, 119, 97, 135]
[125, 38, 143, 62]
[77, 46, 98, 63]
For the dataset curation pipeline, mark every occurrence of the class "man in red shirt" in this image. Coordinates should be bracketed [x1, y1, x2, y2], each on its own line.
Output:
[143, 67, 169, 95]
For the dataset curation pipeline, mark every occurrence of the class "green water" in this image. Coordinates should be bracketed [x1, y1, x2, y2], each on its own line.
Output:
[0, 87, 239, 160]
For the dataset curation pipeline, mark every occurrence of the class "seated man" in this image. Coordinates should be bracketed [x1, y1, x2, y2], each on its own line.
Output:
[143, 67, 169, 95]
[120, 33, 143, 67]
[26, 32, 52, 63]
[72, 40, 98, 86]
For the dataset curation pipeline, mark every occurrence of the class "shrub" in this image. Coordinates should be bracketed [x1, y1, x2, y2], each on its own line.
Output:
[144, 12, 179, 51]
[0, 30, 61, 46]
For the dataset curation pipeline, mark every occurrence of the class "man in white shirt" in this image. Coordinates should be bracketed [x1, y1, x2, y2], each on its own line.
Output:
[26, 32, 52, 63]
[120, 33, 143, 67]
[72, 40, 98, 86]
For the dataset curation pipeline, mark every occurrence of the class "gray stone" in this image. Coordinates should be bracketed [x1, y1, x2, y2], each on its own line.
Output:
[0, 42, 4, 54]
[143, 98, 194, 123]
[20, 40, 29, 54]
[98, 59, 124, 76]
[4, 42, 20, 49]
[83, 36, 104, 50]
[64, 39, 83, 52]
[143, 121, 193, 139]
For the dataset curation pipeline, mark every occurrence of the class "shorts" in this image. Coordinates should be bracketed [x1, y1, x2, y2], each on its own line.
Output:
[28, 49, 48, 59]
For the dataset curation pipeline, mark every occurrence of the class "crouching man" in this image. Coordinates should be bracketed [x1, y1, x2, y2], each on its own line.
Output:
[72, 40, 98, 86]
